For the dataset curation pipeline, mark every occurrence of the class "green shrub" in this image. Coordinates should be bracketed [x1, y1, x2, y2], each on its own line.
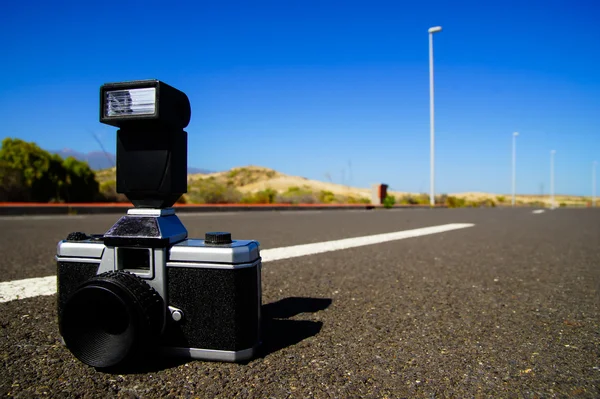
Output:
[398, 194, 429, 205]
[462, 198, 496, 208]
[0, 161, 28, 201]
[445, 196, 466, 208]
[383, 195, 396, 209]
[398, 195, 415, 205]
[479, 198, 496, 207]
[99, 180, 128, 202]
[275, 186, 316, 204]
[436, 194, 448, 205]
[61, 156, 101, 202]
[319, 190, 335, 204]
[346, 196, 371, 204]
[241, 188, 277, 204]
[452, 198, 497, 208]
[257, 189, 277, 204]
[416, 193, 430, 205]
[0, 138, 101, 202]
[496, 195, 506, 203]
[276, 193, 317, 204]
[559, 202, 567, 207]
[188, 178, 242, 203]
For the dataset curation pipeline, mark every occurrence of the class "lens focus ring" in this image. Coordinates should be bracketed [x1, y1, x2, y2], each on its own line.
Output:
[60, 270, 163, 368]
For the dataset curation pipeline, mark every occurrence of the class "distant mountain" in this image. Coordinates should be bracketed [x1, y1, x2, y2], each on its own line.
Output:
[53, 149, 116, 170]
[51, 148, 214, 174]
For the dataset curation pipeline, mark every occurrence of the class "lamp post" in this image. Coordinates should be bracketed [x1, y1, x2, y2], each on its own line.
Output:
[512, 132, 519, 206]
[593, 161, 597, 207]
[428, 25, 442, 207]
[550, 150, 556, 209]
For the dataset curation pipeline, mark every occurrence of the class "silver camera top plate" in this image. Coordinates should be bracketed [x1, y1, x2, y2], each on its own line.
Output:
[169, 239, 260, 265]
[57, 240, 105, 258]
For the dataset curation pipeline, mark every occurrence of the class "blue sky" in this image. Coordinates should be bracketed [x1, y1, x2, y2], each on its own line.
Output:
[1, 0, 598, 196]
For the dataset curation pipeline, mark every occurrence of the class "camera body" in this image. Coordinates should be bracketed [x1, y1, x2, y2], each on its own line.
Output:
[55, 80, 263, 368]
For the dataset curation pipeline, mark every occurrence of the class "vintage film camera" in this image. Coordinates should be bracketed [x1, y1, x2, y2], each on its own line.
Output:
[55, 80, 262, 368]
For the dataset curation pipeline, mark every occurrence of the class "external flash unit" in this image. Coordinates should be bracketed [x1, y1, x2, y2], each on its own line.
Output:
[100, 79, 191, 129]
[98, 79, 191, 208]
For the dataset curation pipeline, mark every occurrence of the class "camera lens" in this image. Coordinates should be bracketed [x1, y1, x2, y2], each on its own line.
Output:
[60, 271, 163, 368]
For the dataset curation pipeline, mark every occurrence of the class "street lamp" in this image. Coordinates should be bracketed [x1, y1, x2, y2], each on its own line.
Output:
[428, 25, 442, 206]
[593, 161, 597, 207]
[550, 150, 556, 209]
[512, 132, 519, 206]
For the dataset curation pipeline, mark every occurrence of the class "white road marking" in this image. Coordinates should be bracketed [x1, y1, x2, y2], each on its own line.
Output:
[0, 276, 57, 303]
[0, 223, 474, 303]
[260, 223, 474, 262]
[532, 210, 546, 214]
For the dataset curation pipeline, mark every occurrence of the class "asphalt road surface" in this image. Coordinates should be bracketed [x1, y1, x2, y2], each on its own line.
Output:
[1, 208, 599, 398]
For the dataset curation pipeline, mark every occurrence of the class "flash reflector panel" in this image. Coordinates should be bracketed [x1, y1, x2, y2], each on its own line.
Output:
[105, 88, 156, 117]
[100, 79, 191, 129]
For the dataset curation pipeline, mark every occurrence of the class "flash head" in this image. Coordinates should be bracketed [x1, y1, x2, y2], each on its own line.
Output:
[100, 79, 191, 129]
[99, 79, 190, 209]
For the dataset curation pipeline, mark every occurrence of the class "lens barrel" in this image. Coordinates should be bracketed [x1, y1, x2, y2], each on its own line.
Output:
[60, 271, 163, 368]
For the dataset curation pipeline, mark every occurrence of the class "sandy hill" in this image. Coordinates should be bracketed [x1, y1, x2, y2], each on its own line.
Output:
[187, 165, 414, 198]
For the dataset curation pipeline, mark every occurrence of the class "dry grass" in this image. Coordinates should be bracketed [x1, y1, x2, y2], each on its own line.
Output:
[95, 167, 117, 184]
[452, 191, 590, 207]
[93, 165, 591, 206]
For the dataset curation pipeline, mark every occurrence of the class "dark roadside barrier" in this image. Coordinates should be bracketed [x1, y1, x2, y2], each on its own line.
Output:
[0, 202, 447, 216]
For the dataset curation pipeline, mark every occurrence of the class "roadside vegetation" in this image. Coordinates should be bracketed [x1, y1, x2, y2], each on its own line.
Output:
[0, 138, 102, 202]
[385, 193, 498, 208]
[0, 138, 591, 208]
[187, 179, 371, 205]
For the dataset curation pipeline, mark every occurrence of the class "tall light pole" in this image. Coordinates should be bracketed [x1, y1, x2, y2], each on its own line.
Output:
[428, 25, 442, 206]
[593, 161, 597, 207]
[512, 132, 519, 206]
[550, 150, 556, 208]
